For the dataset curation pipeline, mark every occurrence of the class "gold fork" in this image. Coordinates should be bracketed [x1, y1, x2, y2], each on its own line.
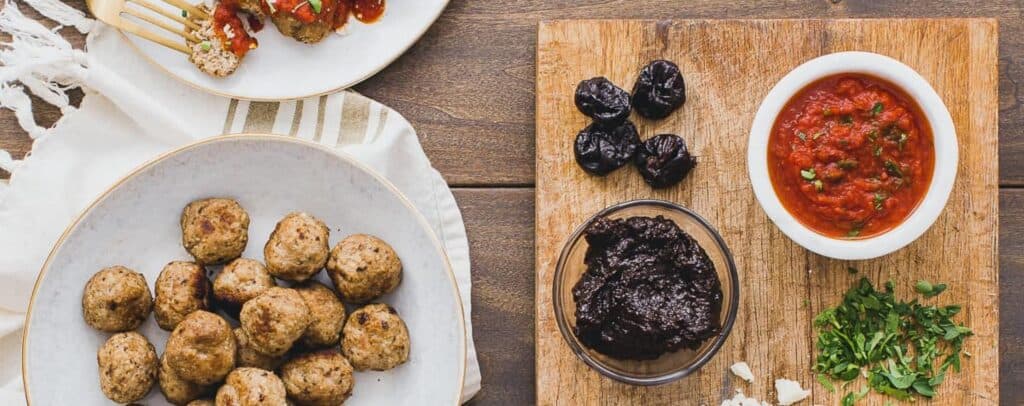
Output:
[86, 0, 210, 54]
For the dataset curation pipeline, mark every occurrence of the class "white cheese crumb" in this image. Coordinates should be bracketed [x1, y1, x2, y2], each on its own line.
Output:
[223, 24, 235, 39]
[721, 389, 770, 406]
[265, 0, 277, 13]
[730, 361, 755, 383]
[775, 378, 811, 405]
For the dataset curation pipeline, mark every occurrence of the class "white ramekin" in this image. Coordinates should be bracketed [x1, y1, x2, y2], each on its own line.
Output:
[747, 51, 958, 260]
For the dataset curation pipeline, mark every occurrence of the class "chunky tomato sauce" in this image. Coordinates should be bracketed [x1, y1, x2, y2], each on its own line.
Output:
[213, 0, 259, 57]
[767, 74, 935, 238]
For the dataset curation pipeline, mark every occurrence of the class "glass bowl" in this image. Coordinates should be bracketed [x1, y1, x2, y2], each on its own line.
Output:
[552, 199, 740, 386]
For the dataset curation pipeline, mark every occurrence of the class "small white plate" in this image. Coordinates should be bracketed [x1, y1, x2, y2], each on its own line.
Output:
[22, 135, 465, 405]
[747, 51, 958, 260]
[123, 0, 448, 100]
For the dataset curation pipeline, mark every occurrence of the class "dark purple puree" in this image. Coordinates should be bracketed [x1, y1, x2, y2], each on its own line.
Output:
[572, 215, 723, 360]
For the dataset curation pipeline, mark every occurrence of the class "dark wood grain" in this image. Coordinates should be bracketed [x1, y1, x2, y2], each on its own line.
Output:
[999, 188, 1024, 399]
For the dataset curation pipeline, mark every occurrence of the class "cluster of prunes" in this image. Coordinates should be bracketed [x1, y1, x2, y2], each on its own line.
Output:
[573, 60, 696, 189]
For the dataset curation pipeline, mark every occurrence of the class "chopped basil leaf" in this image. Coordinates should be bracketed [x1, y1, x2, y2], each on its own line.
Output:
[872, 102, 884, 116]
[874, 192, 887, 210]
[801, 168, 816, 180]
[846, 228, 861, 237]
[838, 159, 858, 169]
[840, 115, 854, 125]
[874, 145, 883, 157]
[813, 179, 824, 192]
[308, 0, 322, 13]
[200, 41, 212, 51]
[818, 373, 836, 393]
[797, 131, 807, 141]
[884, 160, 903, 178]
[181, 10, 188, 17]
[868, 130, 878, 141]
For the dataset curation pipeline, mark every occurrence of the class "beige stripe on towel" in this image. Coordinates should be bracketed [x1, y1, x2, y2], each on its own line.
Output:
[242, 102, 280, 134]
[339, 94, 370, 145]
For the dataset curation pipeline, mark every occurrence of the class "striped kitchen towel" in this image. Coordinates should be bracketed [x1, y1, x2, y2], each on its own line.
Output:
[0, 2, 480, 404]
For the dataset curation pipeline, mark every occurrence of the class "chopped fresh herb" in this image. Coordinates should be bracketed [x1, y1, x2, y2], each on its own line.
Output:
[872, 102, 884, 116]
[814, 278, 971, 403]
[846, 228, 861, 238]
[874, 145, 883, 157]
[801, 168, 816, 180]
[841, 387, 869, 406]
[308, 0, 322, 13]
[874, 192, 887, 210]
[797, 131, 807, 141]
[884, 160, 903, 178]
[838, 159, 858, 170]
[915, 279, 948, 298]
[818, 373, 836, 392]
[840, 115, 854, 125]
[813, 179, 824, 192]
[868, 129, 878, 141]
[200, 41, 212, 51]
[181, 10, 188, 17]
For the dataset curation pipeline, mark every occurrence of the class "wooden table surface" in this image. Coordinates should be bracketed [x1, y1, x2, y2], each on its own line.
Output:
[1, 1, 1021, 404]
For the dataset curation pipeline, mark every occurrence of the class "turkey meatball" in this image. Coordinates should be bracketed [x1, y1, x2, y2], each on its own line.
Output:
[295, 281, 346, 348]
[280, 349, 354, 406]
[159, 354, 213, 405]
[327, 234, 402, 303]
[342, 304, 410, 371]
[213, 258, 276, 314]
[264, 212, 329, 282]
[97, 332, 158, 403]
[234, 328, 285, 371]
[165, 310, 237, 385]
[215, 368, 287, 406]
[155, 261, 211, 331]
[181, 198, 250, 265]
[82, 265, 153, 332]
[239, 287, 311, 356]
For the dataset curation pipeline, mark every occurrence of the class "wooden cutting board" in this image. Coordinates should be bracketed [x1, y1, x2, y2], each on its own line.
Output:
[535, 19, 998, 405]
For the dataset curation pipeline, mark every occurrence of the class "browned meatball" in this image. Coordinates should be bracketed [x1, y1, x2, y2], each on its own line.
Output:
[239, 287, 311, 356]
[155, 261, 211, 331]
[264, 212, 329, 282]
[295, 281, 346, 348]
[234, 328, 285, 371]
[280, 349, 354, 406]
[342, 304, 410, 371]
[327, 234, 402, 303]
[97, 332, 158, 403]
[269, 12, 332, 45]
[213, 258, 276, 314]
[159, 354, 213, 405]
[82, 266, 153, 332]
[215, 368, 287, 406]
[165, 310, 237, 385]
[181, 198, 250, 265]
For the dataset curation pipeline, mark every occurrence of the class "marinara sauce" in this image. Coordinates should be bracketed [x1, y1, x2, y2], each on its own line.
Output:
[212, 0, 259, 57]
[767, 73, 935, 238]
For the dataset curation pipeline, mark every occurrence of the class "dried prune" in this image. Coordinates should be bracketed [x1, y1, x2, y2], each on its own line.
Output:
[574, 121, 640, 176]
[634, 134, 696, 188]
[575, 77, 631, 126]
[632, 60, 686, 119]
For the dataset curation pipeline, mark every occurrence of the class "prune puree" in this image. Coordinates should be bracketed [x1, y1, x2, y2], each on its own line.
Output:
[572, 215, 722, 360]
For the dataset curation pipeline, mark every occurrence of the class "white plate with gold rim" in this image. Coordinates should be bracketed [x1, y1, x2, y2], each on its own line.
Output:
[22, 135, 465, 405]
[123, 0, 448, 100]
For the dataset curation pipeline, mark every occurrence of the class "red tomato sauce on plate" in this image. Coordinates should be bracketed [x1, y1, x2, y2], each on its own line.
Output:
[213, 0, 260, 57]
[767, 73, 935, 238]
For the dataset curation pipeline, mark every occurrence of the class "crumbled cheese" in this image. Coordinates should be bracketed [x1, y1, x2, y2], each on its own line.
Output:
[730, 362, 755, 383]
[265, 0, 277, 13]
[721, 389, 770, 406]
[775, 378, 811, 405]
[223, 24, 235, 39]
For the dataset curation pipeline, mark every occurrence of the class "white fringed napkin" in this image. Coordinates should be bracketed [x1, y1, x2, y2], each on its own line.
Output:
[0, 1, 480, 403]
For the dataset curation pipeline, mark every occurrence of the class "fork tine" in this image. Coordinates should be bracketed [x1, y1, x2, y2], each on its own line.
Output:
[128, 0, 201, 31]
[159, 0, 209, 20]
[124, 7, 201, 43]
[119, 18, 191, 54]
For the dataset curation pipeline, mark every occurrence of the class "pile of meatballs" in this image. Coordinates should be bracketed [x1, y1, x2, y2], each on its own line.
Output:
[81, 198, 409, 405]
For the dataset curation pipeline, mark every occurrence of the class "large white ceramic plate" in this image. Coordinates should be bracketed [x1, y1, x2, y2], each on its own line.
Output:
[22, 135, 465, 405]
[124, 0, 448, 100]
